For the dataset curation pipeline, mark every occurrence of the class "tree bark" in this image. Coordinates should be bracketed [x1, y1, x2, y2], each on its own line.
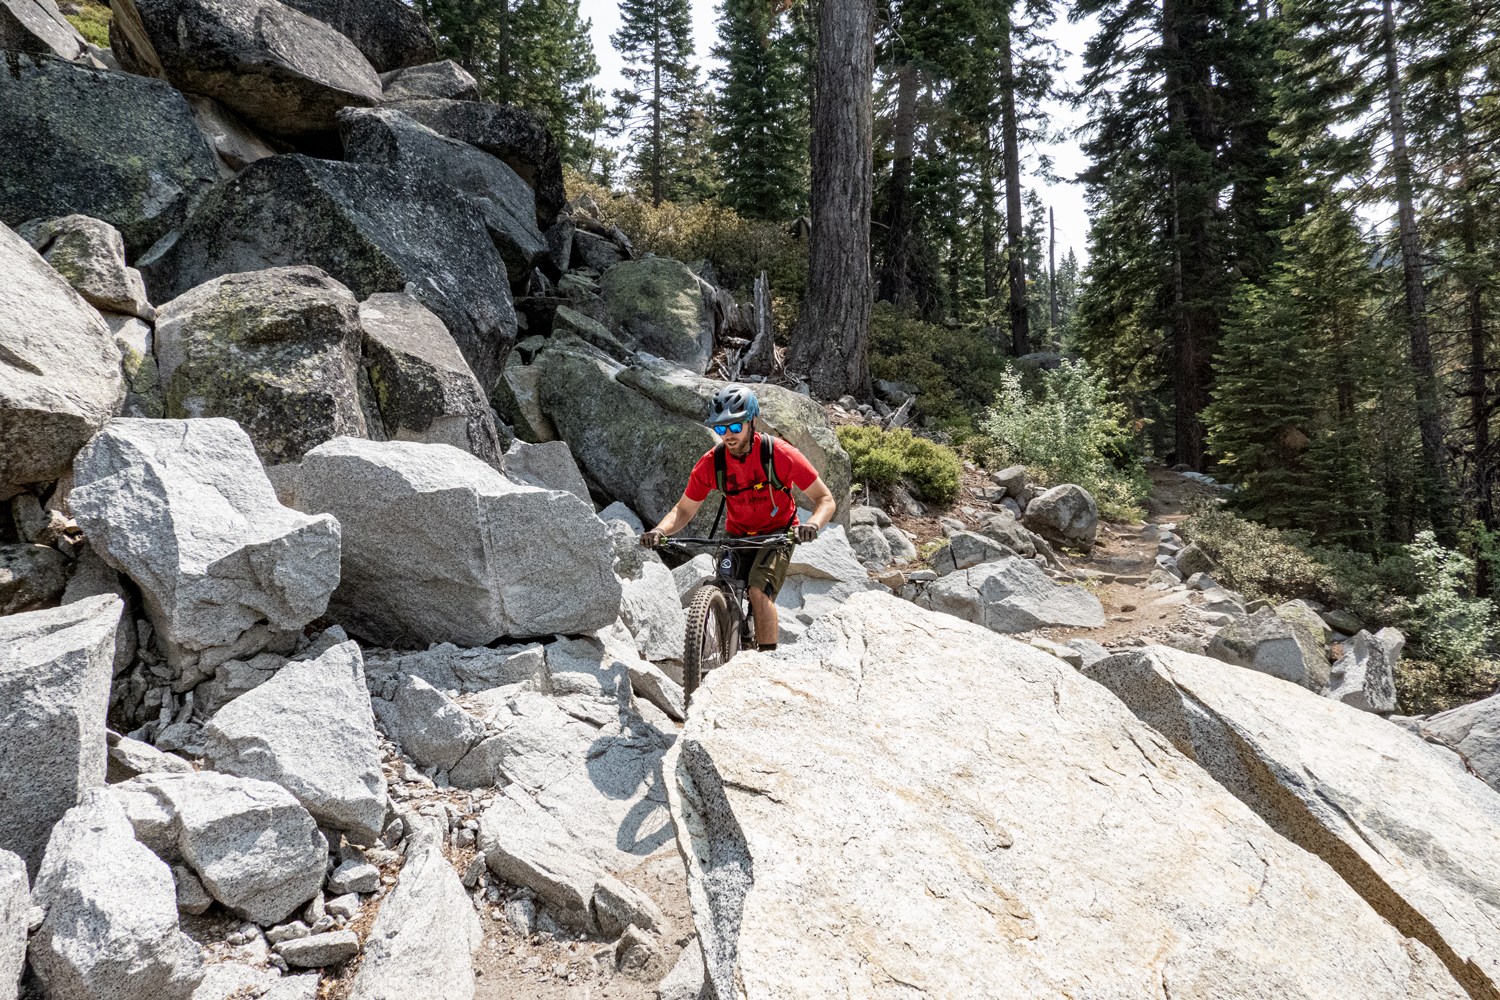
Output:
[1162, 0, 1218, 470]
[1381, 0, 1454, 540]
[999, 3, 1029, 356]
[651, 10, 663, 206]
[877, 60, 918, 307]
[785, 0, 876, 399]
[980, 127, 999, 302]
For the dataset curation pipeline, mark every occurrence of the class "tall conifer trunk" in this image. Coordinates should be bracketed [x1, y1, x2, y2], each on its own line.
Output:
[1380, 0, 1454, 540]
[1162, 0, 1218, 470]
[999, 3, 1028, 356]
[877, 61, 918, 307]
[785, 0, 876, 399]
[651, 19, 663, 206]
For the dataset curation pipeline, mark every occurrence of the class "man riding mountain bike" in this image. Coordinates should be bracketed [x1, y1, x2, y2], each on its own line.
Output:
[642, 384, 836, 651]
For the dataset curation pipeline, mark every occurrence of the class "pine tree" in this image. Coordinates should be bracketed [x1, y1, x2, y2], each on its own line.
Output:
[1205, 201, 1394, 544]
[414, 0, 603, 170]
[710, 0, 810, 220]
[1073, 0, 1281, 468]
[611, 0, 708, 205]
[1279, 0, 1457, 538]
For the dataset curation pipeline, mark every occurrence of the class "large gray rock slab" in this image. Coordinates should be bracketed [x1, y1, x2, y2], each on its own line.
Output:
[0, 543, 68, 615]
[347, 839, 481, 1000]
[599, 259, 714, 374]
[915, 557, 1104, 633]
[203, 640, 388, 844]
[535, 346, 714, 530]
[0, 221, 122, 496]
[667, 593, 1467, 999]
[1021, 483, 1098, 548]
[1088, 644, 1500, 999]
[154, 266, 368, 466]
[29, 791, 204, 1000]
[0, 0, 86, 59]
[1205, 605, 1329, 692]
[112, 0, 382, 137]
[340, 107, 547, 283]
[109, 771, 327, 925]
[287, 438, 620, 646]
[0, 54, 219, 257]
[373, 673, 484, 772]
[278, 0, 436, 72]
[70, 418, 340, 679]
[0, 595, 121, 876]
[139, 154, 517, 393]
[379, 59, 479, 101]
[501, 439, 592, 504]
[1328, 627, 1402, 713]
[1421, 691, 1500, 794]
[383, 99, 565, 227]
[359, 292, 503, 466]
[22, 215, 153, 320]
[0, 850, 26, 1000]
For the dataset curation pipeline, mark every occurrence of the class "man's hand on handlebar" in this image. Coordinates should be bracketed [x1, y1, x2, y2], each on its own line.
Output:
[794, 523, 820, 543]
[641, 529, 665, 549]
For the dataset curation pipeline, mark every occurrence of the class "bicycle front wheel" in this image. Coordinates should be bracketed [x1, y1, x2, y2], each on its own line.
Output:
[683, 586, 733, 705]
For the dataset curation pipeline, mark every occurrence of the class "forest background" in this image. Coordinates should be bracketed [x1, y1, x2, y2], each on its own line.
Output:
[60, 0, 1500, 709]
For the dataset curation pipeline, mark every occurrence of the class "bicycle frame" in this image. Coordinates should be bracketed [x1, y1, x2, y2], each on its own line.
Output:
[658, 532, 794, 658]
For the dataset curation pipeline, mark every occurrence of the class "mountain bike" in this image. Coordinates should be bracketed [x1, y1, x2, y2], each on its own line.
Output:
[654, 532, 795, 704]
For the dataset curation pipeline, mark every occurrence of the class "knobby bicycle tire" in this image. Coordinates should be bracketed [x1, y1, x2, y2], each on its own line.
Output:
[683, 586, 733, 705]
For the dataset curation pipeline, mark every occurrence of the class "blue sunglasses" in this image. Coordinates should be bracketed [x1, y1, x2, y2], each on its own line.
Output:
[713, 422, 745, 435]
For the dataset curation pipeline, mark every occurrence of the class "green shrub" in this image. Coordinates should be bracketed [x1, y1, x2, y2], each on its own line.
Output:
[974, 360, 1147, 520]
[1183, 508, 1500, 714]
[837, 425, 962, 505]
[867, 304, 1010, 436]
[1396, 532, 1495, 668]
[64, 1, 111, 46]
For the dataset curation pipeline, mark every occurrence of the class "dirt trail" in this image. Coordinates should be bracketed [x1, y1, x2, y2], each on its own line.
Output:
[890, 465, 1224, 652]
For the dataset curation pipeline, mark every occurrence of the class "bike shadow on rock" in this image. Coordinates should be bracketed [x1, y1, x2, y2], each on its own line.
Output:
[585, 705, 679, 859]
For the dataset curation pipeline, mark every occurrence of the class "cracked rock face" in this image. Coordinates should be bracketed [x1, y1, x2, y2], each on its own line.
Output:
[667, 592, 1466, 999]
[1088, 644, 1500, 1000]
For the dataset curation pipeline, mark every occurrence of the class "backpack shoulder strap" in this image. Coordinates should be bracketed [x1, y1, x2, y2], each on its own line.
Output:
[760, 434, 784, 493]
[713, 443, 727, 496]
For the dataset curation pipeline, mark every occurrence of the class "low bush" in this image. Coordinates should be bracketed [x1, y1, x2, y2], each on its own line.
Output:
[836, 425, 962, 505]
[64, 0, 111, 46]
[867, 304, 1011, 436]
[974, 360, 1148, 520]
[1182, 508, 1499, 714]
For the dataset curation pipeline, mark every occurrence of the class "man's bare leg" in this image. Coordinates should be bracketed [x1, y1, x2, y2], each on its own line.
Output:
[748, 587, 778, 647]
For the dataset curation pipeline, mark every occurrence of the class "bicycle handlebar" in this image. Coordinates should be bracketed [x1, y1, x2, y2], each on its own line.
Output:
[657, 532, 795, 550]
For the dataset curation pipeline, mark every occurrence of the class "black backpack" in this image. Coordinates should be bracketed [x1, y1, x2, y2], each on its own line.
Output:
[709, 434, 791, 535]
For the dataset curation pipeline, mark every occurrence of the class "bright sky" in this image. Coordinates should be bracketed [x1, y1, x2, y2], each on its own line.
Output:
[578, 0, 1096, 265]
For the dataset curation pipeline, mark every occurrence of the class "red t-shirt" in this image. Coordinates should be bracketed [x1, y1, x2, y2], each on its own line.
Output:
[685, 434, 819, 536]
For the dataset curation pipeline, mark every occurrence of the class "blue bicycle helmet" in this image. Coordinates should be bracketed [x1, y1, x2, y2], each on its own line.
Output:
[706, 384, 760, 425]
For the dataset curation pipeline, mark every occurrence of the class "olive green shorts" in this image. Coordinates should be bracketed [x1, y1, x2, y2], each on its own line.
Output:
[733, 543, 794, 600]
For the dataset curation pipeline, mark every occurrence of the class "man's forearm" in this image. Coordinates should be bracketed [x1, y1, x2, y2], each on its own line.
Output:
[652, 502, 695, 536]
[809, 494, 837, 529]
